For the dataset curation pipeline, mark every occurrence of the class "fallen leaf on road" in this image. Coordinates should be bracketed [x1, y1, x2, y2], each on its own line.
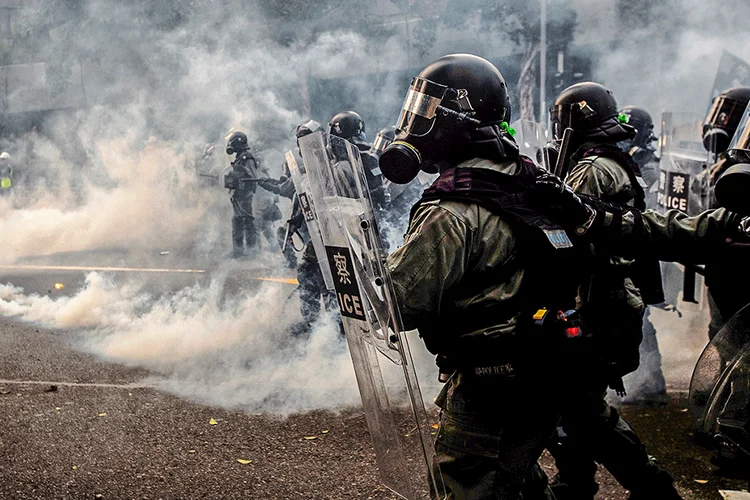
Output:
[98, 413, 107, 417]
[0, 390, 10, 395]
[680, 408, 689, 412]
[304, 436, 318, 440]
[432, 423, 439, 429]
[45, 385, 58, 392]
[237, 459, 252, 465]
[209, 418, 217, 425]
[188, 450, 196, 454]
[72, 466, 78, 470]
[321, 430, 329, 434]
[55, 407, 61, 411]
[694, 479, 709, 484]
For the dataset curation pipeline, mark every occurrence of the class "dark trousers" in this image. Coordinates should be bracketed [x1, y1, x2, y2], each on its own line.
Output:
[432, 407, 559, 499]
[296, 253, 336, 326]
[623, 308, 668, 401]
[231, 215, 257, 254]
[548, 384, 680, 499]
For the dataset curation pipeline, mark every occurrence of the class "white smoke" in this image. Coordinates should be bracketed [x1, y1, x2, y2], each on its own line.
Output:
[0, 272, 362, 414]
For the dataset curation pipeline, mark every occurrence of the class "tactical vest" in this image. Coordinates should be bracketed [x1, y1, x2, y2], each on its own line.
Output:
[577, 144, 665, 305]
[411, 156, 590, 366]
[576, 144, 646, 210]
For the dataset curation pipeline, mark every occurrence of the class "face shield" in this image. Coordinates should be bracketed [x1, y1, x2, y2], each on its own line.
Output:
[727, 104, 750, 164]
[703, 96, 748, 154]
[395, 77, 448, 137]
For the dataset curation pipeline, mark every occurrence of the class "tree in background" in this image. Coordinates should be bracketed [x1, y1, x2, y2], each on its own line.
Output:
[440, 0, 577, 121]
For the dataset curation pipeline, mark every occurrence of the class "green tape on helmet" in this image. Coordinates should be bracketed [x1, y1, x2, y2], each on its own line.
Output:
[618, 113, 629, 123]
[500, 121, 517, 136]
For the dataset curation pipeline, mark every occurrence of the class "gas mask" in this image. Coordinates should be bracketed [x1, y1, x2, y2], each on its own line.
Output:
[379, 76, 481, 184]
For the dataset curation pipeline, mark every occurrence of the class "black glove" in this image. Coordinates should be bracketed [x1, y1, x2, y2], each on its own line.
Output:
[532, 173, 595, 229]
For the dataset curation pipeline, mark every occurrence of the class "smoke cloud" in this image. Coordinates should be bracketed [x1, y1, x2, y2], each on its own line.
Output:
[2, 0, 749, 412]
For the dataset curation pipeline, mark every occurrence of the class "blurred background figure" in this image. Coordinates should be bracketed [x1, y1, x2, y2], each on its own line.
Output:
[0, 152, 12, 197]
[224, 131, 263, 258]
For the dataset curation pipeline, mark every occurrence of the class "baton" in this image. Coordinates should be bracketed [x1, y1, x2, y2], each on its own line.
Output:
[554, 127, 574, 180]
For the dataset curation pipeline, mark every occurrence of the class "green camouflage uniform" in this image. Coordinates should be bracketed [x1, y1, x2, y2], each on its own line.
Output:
[386, 154, 741, 499]
[549, 147, 679, 500]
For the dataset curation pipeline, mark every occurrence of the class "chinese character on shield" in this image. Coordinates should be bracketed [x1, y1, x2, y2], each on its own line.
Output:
[672, 174, 686, 194]
[334, 252, 351, 284]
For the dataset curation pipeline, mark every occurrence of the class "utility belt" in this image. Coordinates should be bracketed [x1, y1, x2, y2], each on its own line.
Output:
[437, 307, 587, 383]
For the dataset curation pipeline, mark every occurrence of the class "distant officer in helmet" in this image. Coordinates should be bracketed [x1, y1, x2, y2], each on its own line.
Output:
[224, 130, 263, 258]
[692, 87, 750, 214]
[619, 106, 659, 208]
[0, 152, 12, 196]
[546, 82, 677, 499]
[264, 120, 337, 331]
[328, 111, 387, 209]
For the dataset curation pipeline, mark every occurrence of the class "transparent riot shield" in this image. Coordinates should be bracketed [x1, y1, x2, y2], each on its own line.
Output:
[283, 149, 334, 288]
[298, 131, 441, 499]
[690, 303, 750, 446]
[511, 119, 550, 170]
[657, 112, 708, 215]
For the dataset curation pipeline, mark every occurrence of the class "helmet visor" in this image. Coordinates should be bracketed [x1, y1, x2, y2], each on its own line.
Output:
[395, 77, 447, 137]
[704, 95, 747, 131]
[729, 103, 750, 153]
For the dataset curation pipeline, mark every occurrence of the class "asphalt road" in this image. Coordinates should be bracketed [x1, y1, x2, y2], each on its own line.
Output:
[1, 255, 750, 499]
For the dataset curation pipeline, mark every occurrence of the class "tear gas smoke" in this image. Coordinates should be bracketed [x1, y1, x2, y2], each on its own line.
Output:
[0, 273, 364, 414]
[2, 0, 748, 412]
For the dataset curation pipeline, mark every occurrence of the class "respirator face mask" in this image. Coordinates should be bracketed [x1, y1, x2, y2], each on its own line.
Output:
[380, 77, 479, 184]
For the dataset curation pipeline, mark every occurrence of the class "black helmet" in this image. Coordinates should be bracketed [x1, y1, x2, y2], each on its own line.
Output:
[371, 126, 397, 155]
[620, 105, 656, 148]
[226, 131, 248, 155]
[703, 87, 750, 154]
[380, 53, 512, 184]
[328, 111, 365, 141]
[296, 119, 321, 139]
[550, 82, 622, 140]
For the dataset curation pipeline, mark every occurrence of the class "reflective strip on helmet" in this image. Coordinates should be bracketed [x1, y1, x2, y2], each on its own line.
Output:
[402, 88, 442, 121]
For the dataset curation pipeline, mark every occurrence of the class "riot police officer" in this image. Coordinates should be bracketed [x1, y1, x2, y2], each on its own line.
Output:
[377, 53, 750, 499]
[618, 105, 669, 406]
[547, 82, 677, 499]
[264, 120, 337, 333]
[328, 111, 387, 209]
[690, 87, 750, 342]
[225, 131, 263, 258]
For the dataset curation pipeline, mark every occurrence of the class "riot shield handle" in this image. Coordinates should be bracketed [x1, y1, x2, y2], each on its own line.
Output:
[554, 127, 574, 179]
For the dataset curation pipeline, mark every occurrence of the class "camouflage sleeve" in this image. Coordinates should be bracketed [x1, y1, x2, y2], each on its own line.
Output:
[582, 200, 741, 264]
[385, 203, 473, 330]
[566, 158, 627, 199]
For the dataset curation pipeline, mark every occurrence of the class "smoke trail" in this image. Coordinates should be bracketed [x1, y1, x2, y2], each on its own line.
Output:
[0, 272, 364, 414]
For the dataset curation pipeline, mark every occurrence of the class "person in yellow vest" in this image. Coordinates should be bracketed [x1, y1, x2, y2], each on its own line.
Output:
[0, 152, 12, 195]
